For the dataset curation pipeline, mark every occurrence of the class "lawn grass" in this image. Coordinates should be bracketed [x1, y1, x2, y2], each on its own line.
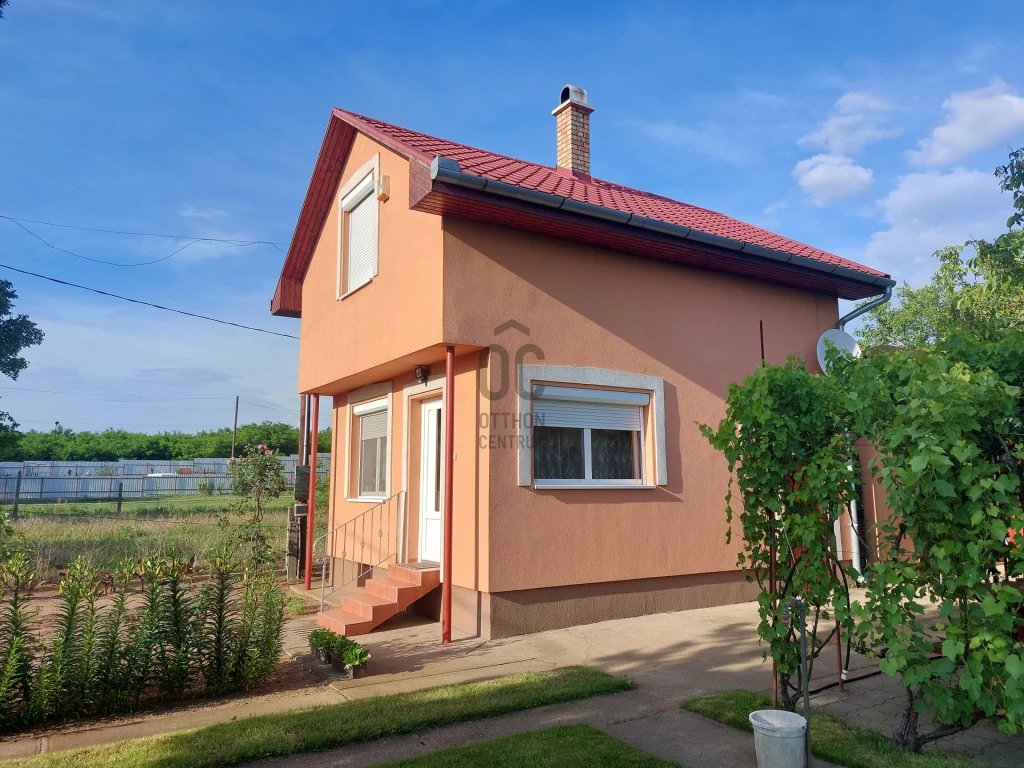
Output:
[681, 690, 984, 768]
[374, 723, 678, 767]
[4, 667, 632, 768]
[11, 494, 293, 518]
[8, 494, 328, 577]
[12, 509, 290, 577]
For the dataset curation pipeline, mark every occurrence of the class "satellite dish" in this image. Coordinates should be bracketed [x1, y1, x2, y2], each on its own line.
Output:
[817, 329, 860, 374]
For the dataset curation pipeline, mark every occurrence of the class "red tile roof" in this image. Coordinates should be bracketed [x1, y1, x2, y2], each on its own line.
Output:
[334, 108, 887, 279]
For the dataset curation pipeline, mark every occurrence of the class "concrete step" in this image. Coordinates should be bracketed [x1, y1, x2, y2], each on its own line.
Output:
[317, 608, 376, 637]
[390, 563, 441, 588]
[341, 592, 400, 623]
[317, 563, 441, 637]
[366, 576, 425, 607]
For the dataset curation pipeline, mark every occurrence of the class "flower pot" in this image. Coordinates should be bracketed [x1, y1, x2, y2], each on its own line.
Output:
[749, 710, 807, 768]
[310, 644, 329, 663]
[330, 654, 348, 674]
[350, 662, 367, 679]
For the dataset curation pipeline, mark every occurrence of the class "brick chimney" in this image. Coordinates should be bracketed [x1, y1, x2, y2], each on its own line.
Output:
[553, 85, 594, 177]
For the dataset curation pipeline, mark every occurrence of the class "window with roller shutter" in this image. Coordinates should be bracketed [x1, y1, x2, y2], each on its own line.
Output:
[342, 174, 378, 295]
[531, 385, 648, 487]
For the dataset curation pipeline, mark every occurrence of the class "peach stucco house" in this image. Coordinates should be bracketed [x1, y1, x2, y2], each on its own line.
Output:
[271, 85, 894, 641]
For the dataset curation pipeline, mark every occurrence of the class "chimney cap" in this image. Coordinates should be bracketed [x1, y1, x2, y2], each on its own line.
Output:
[553, 84, 594, 115]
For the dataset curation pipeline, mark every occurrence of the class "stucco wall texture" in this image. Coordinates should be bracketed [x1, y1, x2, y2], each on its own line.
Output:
[440, 216, 841, 594]
[297, 133, 443, 395]
[299, 137, 873, 635]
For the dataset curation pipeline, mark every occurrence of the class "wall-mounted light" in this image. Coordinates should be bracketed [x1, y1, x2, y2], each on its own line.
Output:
[414, 366, 429, 384]
[376, 175, 390, 202]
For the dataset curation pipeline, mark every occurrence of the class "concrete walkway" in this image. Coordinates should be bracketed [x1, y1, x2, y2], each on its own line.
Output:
[261, 684, 840, 768]
[2, 598, 1019, 766]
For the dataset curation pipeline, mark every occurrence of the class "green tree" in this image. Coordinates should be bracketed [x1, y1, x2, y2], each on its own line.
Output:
[227, 444, 287, 573]
[832, 347, 1024, 748]
[701, 358, 857, 711]
[858, 147, 1024, 349]
[0, 281, 44, 456]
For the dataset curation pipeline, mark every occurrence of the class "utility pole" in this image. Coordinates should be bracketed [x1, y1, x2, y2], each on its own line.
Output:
[231, 396, 239, 458]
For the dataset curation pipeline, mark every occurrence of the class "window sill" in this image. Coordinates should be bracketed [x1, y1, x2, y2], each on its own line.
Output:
[339, 278, 373, 301]
[533, 483, 657, 490]
[347, 495, 388, 503]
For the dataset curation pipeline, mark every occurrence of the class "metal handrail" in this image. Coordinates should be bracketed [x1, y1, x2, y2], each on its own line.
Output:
[315, 490, 406, 611]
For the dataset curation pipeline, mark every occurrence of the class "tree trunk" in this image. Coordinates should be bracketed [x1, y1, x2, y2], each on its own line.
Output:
[893, 688, 923, 751]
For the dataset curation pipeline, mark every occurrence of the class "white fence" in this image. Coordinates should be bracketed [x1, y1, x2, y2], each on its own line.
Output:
[0, 455, 331, 502]
[0, 455, 330, 478]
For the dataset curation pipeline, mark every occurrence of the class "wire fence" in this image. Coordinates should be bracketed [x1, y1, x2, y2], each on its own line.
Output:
[0, 457, 330, 502]
[0, 455, 330, 479]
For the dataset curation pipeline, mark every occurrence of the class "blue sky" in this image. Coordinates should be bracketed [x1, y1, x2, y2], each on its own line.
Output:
[1, 0, 1021, 433]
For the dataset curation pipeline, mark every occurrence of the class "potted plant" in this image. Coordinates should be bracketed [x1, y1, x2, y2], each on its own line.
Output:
[343, 643, 371, 679]
[329, 636, 355, 673]
[308, 628, 333, 663]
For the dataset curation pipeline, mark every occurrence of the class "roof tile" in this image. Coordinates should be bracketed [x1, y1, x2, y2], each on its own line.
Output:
[335, 109, 886, 278]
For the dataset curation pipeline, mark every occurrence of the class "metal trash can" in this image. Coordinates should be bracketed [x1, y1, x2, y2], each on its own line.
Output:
[749, 709, 807, 768]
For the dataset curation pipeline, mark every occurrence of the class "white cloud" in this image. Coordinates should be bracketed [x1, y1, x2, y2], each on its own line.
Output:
[799, 91, 901, 155]
[762, 200, 788, 216]
[792, 154, 874, 205]
[179, 204, 228, 220]
[864, 168, 1011, 285]
[907, 79, 1024, 167]
[6, 297, 308, 433]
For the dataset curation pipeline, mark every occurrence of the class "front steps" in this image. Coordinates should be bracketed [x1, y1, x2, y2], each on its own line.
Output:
[317, 562, 440, 637]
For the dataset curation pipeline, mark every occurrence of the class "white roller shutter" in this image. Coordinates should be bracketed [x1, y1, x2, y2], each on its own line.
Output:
[359, 409, 387, 440]
[533, 396, 643, 432]
[533, 385, 647, 432]
[347, 191, 377, 292]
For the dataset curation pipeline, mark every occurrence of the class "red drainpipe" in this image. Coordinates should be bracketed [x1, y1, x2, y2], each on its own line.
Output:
[304, 394, 320, 591]
[442, 346, 455, 643]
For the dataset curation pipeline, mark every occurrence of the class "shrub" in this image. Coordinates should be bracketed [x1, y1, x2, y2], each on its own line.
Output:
[306, 628, 368, 668]
[0, 549, 286, 733]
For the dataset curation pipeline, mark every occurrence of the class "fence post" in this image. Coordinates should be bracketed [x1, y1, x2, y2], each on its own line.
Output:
[12, 470, 21, 520]
[116, 481, 123, 515]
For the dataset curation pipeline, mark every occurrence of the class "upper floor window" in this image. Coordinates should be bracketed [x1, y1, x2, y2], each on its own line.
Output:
[531, 385, 648, 488]
[342, 173, 378, 295]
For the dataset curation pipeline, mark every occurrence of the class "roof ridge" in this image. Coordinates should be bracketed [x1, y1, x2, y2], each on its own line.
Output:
[335, 108, 550, 170]
[328, 107, 888, 280]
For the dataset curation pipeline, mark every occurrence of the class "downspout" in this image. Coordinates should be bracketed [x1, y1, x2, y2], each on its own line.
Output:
[441, 346, 455, 644]
[836, 286, 891, 582]
[304, 394, 320, 591]
[836, 286, 892, 332]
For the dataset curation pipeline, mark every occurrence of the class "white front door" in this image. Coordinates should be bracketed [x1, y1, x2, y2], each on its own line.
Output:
[418, 399, 443, 564]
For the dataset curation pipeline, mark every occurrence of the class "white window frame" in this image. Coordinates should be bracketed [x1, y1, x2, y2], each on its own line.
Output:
[344, 382, 393, 502]
[517, 365, 668, 489]
[532, 386, 647, 489]
[336, 154, 381, 300]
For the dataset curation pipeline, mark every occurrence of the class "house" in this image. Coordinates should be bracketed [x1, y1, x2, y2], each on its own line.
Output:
[271, 85, 894, 641]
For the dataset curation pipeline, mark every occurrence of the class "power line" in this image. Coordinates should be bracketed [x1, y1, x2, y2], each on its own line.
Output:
[239, 398, 298, 415]
[1, 216, 203, 266]
[1, 214, 287, 251]
[0, 263, 298, 339]
[0, 386, 235, 404]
